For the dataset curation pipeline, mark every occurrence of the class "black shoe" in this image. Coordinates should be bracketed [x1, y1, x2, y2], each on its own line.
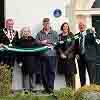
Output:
[42, 88, 54, 94]
[45, 88, 54, 94]
[47, 88, 54, 94]
[41, 89, 49, 94]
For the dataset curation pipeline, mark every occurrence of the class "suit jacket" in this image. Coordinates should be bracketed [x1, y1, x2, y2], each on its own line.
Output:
[75, 30, 97, 62]
[0, 28, 19, 46]
[0, 28, 19, 65]
[85, 30, 97, 62]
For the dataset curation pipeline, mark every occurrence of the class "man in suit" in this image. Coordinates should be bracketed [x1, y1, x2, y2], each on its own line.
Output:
[0, 18, 19, 66]
[76, 22, 97, 86]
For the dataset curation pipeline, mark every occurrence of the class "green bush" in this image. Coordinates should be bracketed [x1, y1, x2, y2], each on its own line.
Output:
[0, 91, 56, 100]
[54, 87, 74, 100]
[0, 64, 11, 96]
[74, 85, 100, 100]
[0, 85, 100, 100]
[0, 87, 74, 100]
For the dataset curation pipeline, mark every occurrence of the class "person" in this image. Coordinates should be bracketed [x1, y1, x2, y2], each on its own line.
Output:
[36, 18, 59, 93]
[76, 22, 97, 87]
[0, 18, 19, 67]
[17, 27, 41, 90]
[57, 22, 77, 89]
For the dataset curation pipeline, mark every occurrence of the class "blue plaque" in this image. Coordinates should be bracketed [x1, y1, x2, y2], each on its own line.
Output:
[53, 9, 62, 18]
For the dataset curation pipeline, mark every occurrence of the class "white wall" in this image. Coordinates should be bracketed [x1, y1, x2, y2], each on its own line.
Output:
[5, 0, 70, 36]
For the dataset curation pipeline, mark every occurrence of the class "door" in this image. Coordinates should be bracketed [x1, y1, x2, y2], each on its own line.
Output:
[92, 15, 100, 84]
[0, 0, 5, 28]
[92, 16, 100, 55]
[92, 16, 100, 38]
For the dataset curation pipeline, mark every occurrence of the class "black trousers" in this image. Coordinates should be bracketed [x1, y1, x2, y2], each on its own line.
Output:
[35, 73, 42, 84]
[64, 73, 75, 89]
[78, 54, 96, 86]
[0, 56, 15, 67]
[41, 56, 57, 90]
[22, 73, 34, 90]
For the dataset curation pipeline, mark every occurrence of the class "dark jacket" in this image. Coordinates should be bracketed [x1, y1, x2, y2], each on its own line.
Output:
[75, 30, 97, 62]
[0, 28, 19, 65]
[0, 28, 19, 46]
[17, 36, 41, 74]
[58, 32, 77, 74]
[85, 30, 97, 62]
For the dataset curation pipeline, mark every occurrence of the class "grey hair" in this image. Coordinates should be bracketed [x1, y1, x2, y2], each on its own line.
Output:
[20, 26, 31, 38]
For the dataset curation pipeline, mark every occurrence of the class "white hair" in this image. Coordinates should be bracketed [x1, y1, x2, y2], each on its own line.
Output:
[20, 26, 32, 38]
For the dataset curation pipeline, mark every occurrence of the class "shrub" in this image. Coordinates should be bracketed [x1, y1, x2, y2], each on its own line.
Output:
[0, 90, 56, 100]
[0, 87, 73, 100]
[74, 85, 100, 100]
[0, 64, 11, 96]
[54, 87, 74, 100]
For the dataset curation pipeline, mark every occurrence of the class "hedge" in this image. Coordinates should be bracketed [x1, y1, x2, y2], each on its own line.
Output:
[74, 85, 100, 100]
[0, 87, 74, 100]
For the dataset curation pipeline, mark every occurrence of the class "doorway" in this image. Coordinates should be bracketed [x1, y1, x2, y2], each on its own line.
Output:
[92, 16, 100, 38]
[92, 15, 100, 84]
[0, 0, 5, 28]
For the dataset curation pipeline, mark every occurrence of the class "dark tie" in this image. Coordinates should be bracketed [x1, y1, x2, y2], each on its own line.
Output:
[10, 30, 12, 40]
[80, 33, 85, 54]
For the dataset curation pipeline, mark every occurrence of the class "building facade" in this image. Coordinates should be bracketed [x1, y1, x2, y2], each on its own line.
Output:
[0, 0, 100, 34]
[5, 0, 70, 34]
[0, 0, 100, 90]
[70, 0, 100, 34]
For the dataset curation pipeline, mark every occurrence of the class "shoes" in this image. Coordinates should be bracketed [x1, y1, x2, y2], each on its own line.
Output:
[42, 88, 54, 94]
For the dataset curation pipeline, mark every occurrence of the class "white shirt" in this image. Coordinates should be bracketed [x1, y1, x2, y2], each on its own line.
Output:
[5, 30, 15, 41]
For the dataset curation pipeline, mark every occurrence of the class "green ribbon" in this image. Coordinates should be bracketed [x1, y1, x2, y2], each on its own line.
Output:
[55, 33, 80, 45]
[0, 45, 48, 53]
[0, 34, 80, 52]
